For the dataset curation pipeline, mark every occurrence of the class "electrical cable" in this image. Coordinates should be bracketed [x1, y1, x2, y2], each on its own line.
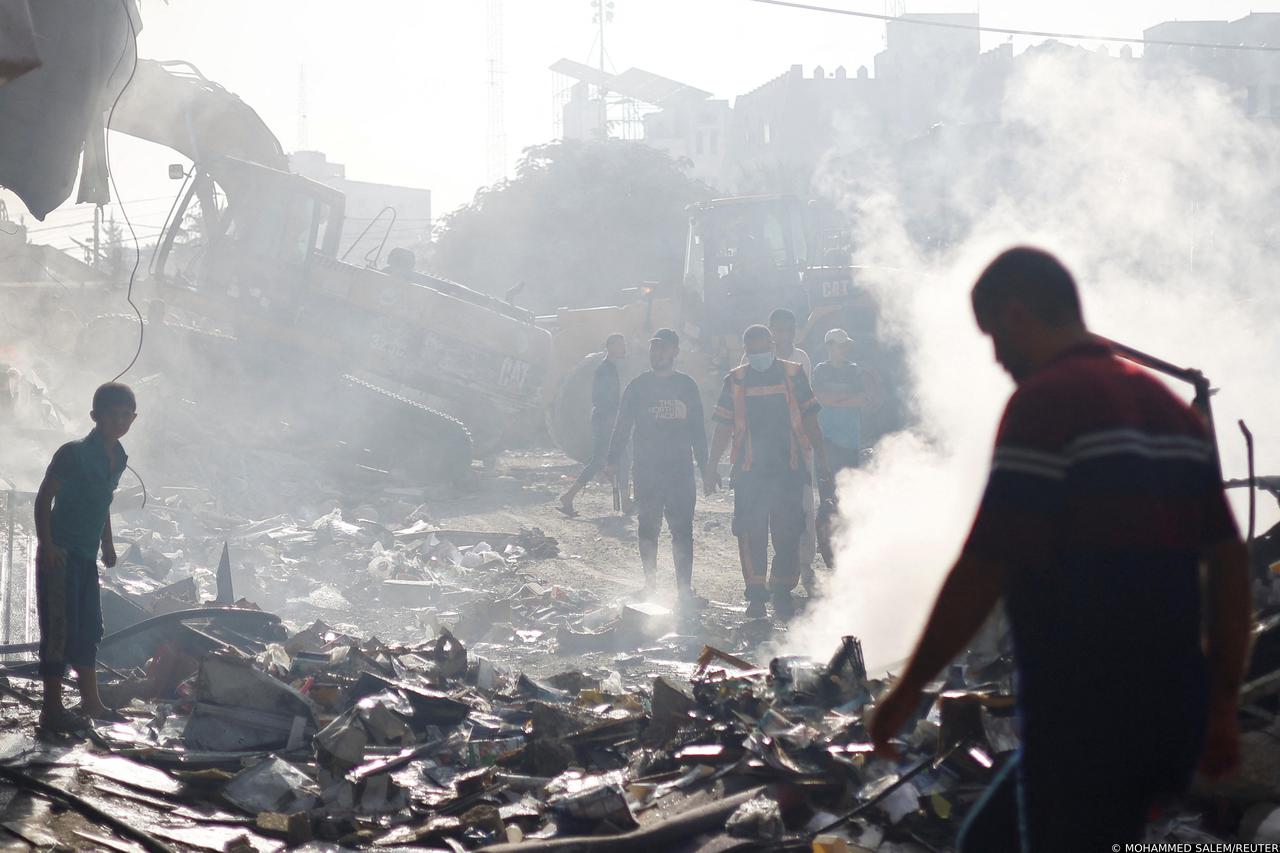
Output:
[126, 462, 146, 510]
[102, 0, 148, 512]
[104, 0, 142, 383]
[747, 0, 1280, 53]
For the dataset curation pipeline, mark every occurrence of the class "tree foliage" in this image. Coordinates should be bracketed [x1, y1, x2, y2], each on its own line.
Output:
[430, 140, 711, 314]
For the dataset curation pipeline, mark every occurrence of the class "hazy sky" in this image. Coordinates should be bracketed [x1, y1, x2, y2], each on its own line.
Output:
[17, 0, 1272, 247]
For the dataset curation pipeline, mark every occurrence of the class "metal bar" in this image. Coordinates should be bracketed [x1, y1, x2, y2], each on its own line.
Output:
[24, 533, 33, 644]
[1240, 420, 1257, 543]
[1095, 335, 1202, 384]
[1097, 335, 1222, 476]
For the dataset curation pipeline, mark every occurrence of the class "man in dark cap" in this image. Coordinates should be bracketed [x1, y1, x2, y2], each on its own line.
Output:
[607, 329, 710, 609]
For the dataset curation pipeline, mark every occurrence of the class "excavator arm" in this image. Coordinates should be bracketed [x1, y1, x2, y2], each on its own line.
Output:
[109, 58, 287, 172]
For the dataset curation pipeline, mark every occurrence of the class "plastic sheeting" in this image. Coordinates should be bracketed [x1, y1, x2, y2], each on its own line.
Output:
[0, 1, 39, 85]
[0, 0, 138, 219]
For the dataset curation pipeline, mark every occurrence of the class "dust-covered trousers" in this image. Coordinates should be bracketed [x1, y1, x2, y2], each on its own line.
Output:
[572, 412, 627, 491]
[799, 457, 816, 578]
[958, 700, 1206, 853]
[37, 553, 103, 678]
[634, 466, 696, 587]
[732, 472, 804, 601]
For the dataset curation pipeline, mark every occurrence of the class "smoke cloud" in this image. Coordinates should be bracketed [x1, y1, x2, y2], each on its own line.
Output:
[787, 48, 1280, 672]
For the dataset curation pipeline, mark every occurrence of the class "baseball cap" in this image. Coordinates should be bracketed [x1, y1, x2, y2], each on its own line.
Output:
[649, 328, 679, 347]
[824, 328, 852, 344]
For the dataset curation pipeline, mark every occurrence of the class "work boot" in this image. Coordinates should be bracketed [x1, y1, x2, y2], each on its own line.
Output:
[771, 593, 796, 621]
[676, 586, 707, 613]
[745, 599, 767, 619]
[800, 564, 818, 596]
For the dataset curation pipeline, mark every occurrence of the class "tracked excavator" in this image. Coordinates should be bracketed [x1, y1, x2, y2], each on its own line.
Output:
[106, 60, 550, 482]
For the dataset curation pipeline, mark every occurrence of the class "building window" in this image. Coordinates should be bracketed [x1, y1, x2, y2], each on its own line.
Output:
[1247, 85, 1259, 116]
[763, 122, 772, 145]
[710, 131, 719, 153]
[696, 132, 704, 155]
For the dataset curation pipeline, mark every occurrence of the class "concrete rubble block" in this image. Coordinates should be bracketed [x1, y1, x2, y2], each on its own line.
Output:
[224, 756, 320, 815]
[727, 793, 784, 839]
[620, 601, 674, 640]
[546, 769, 634, 827]
[315, 708, 369, 768]
[358, 697, 414, 746]
[255, 810, 313, 845]
[357, 771, 409, 814]
[380, 578, 437, 607]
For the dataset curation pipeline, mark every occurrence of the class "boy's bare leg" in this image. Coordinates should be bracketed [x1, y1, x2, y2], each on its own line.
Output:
[73, 665, 112, 717]
[38, 675, 85, 731]
[37, 562, 83, 730]
[40, 675, 63, 719]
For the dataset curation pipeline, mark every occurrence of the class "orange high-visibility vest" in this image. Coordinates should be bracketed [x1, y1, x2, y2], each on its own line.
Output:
[725, 360, 810, 472]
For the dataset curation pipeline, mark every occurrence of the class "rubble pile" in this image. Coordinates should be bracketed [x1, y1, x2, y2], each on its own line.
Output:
[1, 598, 1271, 851]
[0, 489, 1275, 850]
[1, 596, 1008, 853]
[98, 487, 771, 681]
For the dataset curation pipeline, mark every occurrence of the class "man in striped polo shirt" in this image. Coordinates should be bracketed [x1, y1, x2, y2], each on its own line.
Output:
[869, 247, 1251, 851]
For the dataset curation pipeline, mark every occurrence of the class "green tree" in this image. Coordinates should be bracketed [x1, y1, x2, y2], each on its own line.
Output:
[430, 139, 710, 314]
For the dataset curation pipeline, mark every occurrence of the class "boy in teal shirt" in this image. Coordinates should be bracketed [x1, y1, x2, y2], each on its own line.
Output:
[34, 382, 136, 733]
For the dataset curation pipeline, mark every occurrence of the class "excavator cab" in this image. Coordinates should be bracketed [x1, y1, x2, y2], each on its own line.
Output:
[683, 195, 810, 341]
[154, 158, 344, 323]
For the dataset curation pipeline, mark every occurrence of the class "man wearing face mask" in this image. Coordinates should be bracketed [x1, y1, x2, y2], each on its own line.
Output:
[605, 329, 709, 608]
[769, 309, 819, 592]
[709, 325, 829, 619]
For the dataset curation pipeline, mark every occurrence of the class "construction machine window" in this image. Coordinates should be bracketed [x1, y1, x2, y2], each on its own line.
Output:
[159, 175, 227, 285]
[712, 205, 793, 279]
[219, 181, 319, 267]
[761, 211, 789, 268]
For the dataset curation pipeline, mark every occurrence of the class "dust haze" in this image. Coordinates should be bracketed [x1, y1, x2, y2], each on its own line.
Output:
[786, 47, 1280, 671]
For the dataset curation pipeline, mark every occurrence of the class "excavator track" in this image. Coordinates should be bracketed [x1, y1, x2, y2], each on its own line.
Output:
[338, 375, 474, 485]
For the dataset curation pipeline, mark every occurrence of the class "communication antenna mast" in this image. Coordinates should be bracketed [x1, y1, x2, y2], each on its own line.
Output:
[486, 0, 507, 182]
[592, 0, 615, 75]
[885, 0, 906, 16]
[591, 0, 615, 138]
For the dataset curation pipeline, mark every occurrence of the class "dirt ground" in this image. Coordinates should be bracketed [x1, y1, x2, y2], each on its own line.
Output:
[277, 445, 837, 676]
[439, 449, 750, 609]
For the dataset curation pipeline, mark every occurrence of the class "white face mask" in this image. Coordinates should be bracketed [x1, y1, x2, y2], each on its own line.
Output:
[747, 352, 775, 372]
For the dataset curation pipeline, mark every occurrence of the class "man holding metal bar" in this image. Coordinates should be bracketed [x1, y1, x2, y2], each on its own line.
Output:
[870, 247, 1251, 851]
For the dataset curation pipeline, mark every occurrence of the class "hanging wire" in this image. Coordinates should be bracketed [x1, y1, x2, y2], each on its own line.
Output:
[102, 0, 147, 510]
[747, 0, 1280, 52]
[104, 0, 143, 383]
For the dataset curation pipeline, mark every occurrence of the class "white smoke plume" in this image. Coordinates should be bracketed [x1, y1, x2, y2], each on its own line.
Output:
[787, 48, 1280, 672]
